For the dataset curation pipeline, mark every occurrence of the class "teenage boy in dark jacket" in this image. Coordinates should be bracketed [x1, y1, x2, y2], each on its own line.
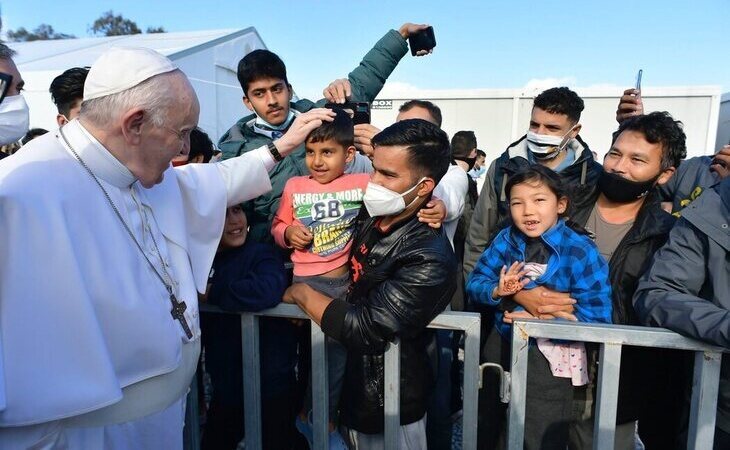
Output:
[283, 119, 457, 447]
[219, 23, 431, 243]
[634, 177, 730, 450]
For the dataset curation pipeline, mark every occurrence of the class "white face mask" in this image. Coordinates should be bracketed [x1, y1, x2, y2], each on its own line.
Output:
[525, 125, 576, 160]
[363, 177, 426, 217]
[0, 95, 30, 145]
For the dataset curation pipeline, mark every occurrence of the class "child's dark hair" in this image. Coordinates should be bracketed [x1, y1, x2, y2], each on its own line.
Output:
[306, 108, 354, 148]
[505, 165, 570, 217]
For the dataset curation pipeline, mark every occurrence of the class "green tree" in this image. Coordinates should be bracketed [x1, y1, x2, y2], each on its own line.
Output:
[146, 26, 166, 34]
[89, 11, 141, 36]
[6, 24, 75, 42]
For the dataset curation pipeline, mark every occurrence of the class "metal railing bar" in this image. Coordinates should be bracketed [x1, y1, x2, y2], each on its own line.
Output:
[514, 320, 725, 353]
[196, 305, 481, 449]
[688, 351, 723, 450]
[593, 343, 622, 450]
[242, 314, 263, 450]
[201, 304, 480, 331]
[384, 339, 401, 450]
[462, 320, 481, 450]
[507, 322, 530, 449]
[311, 324, 330, 450]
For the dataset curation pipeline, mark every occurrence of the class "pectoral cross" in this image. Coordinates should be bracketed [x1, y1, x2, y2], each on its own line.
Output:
[170, 294, 194, 339]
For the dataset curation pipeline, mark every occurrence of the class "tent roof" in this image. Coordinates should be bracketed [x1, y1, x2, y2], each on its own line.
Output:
[9, 28, 260, 71]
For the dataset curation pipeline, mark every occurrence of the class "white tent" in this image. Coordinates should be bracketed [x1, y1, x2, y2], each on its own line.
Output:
[9, 28, 265, 143]
[373, 85, 723, 161]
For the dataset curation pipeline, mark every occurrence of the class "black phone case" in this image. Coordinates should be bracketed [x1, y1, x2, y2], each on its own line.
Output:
[409, 27, 436, 56]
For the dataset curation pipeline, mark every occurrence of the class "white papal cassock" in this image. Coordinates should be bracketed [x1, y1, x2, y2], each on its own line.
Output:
[0, 119, 274, 448]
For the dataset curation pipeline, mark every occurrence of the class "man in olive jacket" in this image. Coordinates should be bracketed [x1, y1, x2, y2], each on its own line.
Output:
[219, 23, 431, 243]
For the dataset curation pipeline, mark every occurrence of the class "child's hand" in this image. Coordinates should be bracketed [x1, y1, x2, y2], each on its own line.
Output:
[503, 310, 536, 324]
[493, 261, 529, 298]
[285, 225, 313, 250]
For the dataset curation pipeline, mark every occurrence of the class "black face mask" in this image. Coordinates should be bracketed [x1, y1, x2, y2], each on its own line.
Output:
[457, 157, 477, 171]
[598, 170, 658, 203]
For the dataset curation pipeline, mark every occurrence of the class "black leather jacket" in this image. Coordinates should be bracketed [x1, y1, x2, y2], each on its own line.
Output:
[321, 210, 457, 433]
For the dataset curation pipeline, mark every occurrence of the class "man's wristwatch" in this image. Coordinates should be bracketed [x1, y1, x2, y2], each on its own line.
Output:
[267, 142, 284, 162]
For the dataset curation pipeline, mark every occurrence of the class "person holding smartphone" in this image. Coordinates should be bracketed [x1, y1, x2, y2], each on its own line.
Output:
[616, 85, 730, 214]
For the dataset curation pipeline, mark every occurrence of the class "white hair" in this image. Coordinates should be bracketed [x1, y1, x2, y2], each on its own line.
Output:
[80, 70, 183, 128]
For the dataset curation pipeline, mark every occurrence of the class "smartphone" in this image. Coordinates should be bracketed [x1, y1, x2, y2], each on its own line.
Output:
[325, 102, 371, 125]
[635, 69, 643, 92]
[408, 26, 436, 56]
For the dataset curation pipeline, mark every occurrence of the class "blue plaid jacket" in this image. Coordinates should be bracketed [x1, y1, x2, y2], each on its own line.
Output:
[466, 219, 612, 339]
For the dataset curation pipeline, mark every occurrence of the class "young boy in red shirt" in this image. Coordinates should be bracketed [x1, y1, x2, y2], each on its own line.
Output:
[272, 109, 368, 449]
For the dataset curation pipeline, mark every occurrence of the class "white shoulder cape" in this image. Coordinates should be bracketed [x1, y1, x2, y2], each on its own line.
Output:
[0, 121, 271, 426]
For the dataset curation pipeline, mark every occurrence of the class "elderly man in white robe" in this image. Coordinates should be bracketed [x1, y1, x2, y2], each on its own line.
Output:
[0, 47, 334, 449]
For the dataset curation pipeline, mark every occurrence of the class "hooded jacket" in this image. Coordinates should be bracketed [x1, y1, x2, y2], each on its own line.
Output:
[634, 178, 730, 432]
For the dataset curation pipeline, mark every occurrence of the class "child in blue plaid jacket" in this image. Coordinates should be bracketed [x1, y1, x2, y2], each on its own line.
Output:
[466, 165, 612, 448]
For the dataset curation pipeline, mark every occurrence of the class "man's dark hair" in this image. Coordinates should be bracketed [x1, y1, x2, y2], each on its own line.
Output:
[0, 44, 16, 61]
[451, 130, 477, 159]
[399, 99, 443, 127]
[237, 50, 288, 96]
[476, 149, 486, 158]
[615, 111, 687, 170]
[21, 128, 48, 145]
[371, 119, 450, 183]
[49, 67, 89, 117]
[189, 127, 215, 163]
[307, 108, 354, 148]
[533, 87, 585, 124]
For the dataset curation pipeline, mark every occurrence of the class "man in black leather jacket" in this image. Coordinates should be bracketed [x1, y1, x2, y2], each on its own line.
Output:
[284, 119, 457, 448]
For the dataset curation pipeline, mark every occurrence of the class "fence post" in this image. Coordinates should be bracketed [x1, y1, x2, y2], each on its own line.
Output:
[384, 339, 401, 450]
[507, 322, 530, 449]
[593, 343, 622, 450]
[242, 314, 262, 450]
[688, 350, 722, 450]
[311, 323, 330, 450]
[462, 321, 481, 450]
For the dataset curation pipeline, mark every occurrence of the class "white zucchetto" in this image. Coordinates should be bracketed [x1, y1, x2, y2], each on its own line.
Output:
[83, 46, 177, 101]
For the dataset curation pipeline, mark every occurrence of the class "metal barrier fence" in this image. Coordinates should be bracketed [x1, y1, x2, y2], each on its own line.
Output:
[188, 304, 481, 450]
[508, 319, 726, 450]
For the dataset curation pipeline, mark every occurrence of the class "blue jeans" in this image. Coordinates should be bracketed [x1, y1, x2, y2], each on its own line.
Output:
[427, 329, 454, 449]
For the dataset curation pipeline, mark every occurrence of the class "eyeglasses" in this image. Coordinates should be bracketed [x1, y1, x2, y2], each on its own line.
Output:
[161, 126, 193, 142]
[0, 73, 13, 105]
